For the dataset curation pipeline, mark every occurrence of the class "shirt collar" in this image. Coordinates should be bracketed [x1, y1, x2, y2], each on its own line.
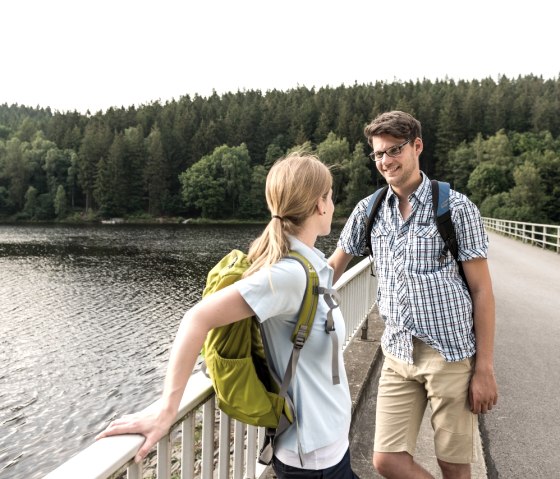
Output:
[287, 235, 328, 275]
[414, 172, 432, 206]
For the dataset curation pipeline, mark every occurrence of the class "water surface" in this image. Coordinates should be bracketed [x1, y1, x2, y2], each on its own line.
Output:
[0, 223, 341, 478]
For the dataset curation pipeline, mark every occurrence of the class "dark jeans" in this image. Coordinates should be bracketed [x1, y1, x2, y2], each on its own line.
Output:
[272, 448, 360, 478]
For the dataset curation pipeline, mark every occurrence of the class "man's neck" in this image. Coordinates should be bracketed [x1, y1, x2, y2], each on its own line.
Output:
[391, 173, 423, 202]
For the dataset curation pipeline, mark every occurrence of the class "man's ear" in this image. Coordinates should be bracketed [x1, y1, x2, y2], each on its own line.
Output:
[414, 137, 424, 156]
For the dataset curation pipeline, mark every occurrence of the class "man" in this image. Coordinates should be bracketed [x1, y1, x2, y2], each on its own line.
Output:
[329, 111, 498, 479]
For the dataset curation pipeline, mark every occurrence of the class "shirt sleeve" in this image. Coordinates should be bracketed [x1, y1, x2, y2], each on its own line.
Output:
[450, 192, 489, 261]
[337, 196, 371, 256]
[235, 259, 307, 322]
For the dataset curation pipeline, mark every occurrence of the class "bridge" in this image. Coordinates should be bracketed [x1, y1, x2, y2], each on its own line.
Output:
[44, 218, 560, 479]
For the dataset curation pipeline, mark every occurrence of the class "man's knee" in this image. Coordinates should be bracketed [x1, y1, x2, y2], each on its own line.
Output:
[373, 451, 409, 476]
[373, 451, 435, 478]
[437, 458, 471, 479]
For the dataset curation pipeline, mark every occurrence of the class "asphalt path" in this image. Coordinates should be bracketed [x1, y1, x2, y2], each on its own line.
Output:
[482, 231, 560, 478]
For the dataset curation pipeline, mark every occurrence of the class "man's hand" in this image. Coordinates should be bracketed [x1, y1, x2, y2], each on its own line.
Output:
[469, 368, 498, 414]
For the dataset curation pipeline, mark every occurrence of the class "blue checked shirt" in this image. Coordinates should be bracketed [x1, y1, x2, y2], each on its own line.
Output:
[338, 173, 488, 363]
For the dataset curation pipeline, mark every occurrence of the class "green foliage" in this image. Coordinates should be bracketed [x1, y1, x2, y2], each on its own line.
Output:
[316, 132, 351, 205]
[508, 161, 547, 222]
[23, 185, 38, 217]
[180, 144, 252, 218]
[342, 142, 373, 215]
[446, 140, 477, 193]
[461, 131, 560, 224]
[2, 75, 560, 224]
[2, 137, 32, 209]
[467, 162, 512, 205]
[144, 126, 170, 216]
[239, 164, 268, 219]
[94, 133, 126, 217]
[0, 124, 11, 140]
[0, 186, 13, 213]
[79, 120, 113, 211]
[54, 185, 67, 218]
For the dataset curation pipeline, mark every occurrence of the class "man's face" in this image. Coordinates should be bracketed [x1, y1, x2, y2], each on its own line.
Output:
[371, 134, 422, 192]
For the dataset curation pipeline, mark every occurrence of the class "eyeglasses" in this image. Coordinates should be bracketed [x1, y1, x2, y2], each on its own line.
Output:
[369, 139, 411, 162]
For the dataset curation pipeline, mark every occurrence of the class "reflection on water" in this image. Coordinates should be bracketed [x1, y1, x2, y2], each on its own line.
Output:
[0, 223, 341, 478]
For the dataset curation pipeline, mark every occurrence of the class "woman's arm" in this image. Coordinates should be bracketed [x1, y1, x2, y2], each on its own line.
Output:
[96, 285, 254, 462]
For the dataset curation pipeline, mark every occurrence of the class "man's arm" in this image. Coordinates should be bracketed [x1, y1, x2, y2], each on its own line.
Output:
[462, 257, 498, 414]
[328, 247, 354, 284]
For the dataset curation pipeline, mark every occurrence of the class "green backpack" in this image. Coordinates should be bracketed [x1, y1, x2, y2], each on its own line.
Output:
[201, 249, 340, 464]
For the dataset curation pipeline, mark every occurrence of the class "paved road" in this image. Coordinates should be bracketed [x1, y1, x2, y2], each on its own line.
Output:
[482, 232, 560, 478]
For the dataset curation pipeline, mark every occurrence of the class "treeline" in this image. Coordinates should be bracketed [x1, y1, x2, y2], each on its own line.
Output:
[0, 74, 559, 223]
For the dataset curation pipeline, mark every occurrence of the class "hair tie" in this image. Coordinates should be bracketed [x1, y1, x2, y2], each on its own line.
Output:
[272, 215, 284, 221]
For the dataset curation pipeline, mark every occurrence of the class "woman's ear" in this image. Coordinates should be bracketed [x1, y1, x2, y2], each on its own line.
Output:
[316, 198, 324, 215]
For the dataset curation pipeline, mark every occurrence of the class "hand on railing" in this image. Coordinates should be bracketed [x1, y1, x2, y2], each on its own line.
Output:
[95, 406, 174, 463]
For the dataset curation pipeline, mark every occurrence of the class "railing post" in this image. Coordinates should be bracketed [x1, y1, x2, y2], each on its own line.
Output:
[127, 461, 143, 479]
[218, 413, 231, 479]
[181, 414, 195, 479]
[156, 434, 171, 479]
[361, 316, 369, 340]
[246, 425, 258, 479]
[233, 421, 245, 479]
[201, 398, 215, 479]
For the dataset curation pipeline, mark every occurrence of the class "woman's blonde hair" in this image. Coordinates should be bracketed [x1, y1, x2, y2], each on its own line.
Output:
[244, 152, 332, 276]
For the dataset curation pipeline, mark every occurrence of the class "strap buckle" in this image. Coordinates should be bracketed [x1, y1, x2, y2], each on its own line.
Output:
[293, 327, 307, 349]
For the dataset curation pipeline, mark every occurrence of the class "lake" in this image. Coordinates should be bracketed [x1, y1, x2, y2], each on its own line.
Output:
[0, 223, 342, 478]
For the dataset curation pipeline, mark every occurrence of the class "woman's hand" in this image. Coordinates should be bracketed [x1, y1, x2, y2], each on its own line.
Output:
[95, 409, 174, 463]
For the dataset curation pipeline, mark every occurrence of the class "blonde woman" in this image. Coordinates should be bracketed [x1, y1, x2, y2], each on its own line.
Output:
[97, 153, 359, 478]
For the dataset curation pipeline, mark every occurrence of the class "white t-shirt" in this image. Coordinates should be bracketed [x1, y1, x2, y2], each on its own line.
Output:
[235, 237, 351, 469]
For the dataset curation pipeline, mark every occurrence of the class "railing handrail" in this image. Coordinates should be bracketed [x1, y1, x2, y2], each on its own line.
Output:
[483, 216, 559, 229]
[44, 257, 376, 479]
[483, 217, 560, 253]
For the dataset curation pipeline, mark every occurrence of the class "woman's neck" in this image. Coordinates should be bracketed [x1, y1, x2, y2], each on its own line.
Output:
[292, 229, 317, 249]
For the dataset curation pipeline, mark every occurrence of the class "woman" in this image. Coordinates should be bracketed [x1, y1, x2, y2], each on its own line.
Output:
[97, 152, 359, 478]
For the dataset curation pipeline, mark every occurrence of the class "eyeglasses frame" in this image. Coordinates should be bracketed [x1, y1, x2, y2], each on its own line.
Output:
[369, 139, 411, 162]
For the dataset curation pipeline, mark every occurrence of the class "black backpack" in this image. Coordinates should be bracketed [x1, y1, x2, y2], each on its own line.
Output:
[362, 180, 469, 292]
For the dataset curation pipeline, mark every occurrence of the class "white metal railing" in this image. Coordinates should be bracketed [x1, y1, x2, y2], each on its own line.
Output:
[483, 217, 560, 253]
[44, 257, 376, 479]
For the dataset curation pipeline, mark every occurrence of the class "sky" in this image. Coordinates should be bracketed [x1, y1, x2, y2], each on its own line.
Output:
[1, 0, 558, 114]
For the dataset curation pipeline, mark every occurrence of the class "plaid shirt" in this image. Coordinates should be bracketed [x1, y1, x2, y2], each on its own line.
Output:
[338, 173, 488, 363]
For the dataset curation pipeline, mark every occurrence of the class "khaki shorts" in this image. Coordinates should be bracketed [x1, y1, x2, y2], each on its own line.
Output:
[374, 338, 478, 464]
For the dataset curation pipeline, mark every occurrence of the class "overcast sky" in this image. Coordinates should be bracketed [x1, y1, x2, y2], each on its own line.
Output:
[1, 0, 557, 114]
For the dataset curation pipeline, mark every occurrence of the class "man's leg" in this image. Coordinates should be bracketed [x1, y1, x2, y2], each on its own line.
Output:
[373, 451, 433, 479]
[419, 341, 477, 479]
[373, 352, 428, 477]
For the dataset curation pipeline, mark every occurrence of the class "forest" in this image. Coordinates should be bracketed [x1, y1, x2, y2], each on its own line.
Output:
[0, 74, 559, 224]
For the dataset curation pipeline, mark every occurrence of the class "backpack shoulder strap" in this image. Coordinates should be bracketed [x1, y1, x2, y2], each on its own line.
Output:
[286, 251, 320, 346]
[431, 180, 457, 259]
[363, 185, 389, 256]
[259, 251, 341, 465]
[284, 251, 341, 385]
[430, 180, 470, 293]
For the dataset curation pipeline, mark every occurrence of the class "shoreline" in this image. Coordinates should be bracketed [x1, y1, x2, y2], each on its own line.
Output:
[0, 217, 349, 227]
